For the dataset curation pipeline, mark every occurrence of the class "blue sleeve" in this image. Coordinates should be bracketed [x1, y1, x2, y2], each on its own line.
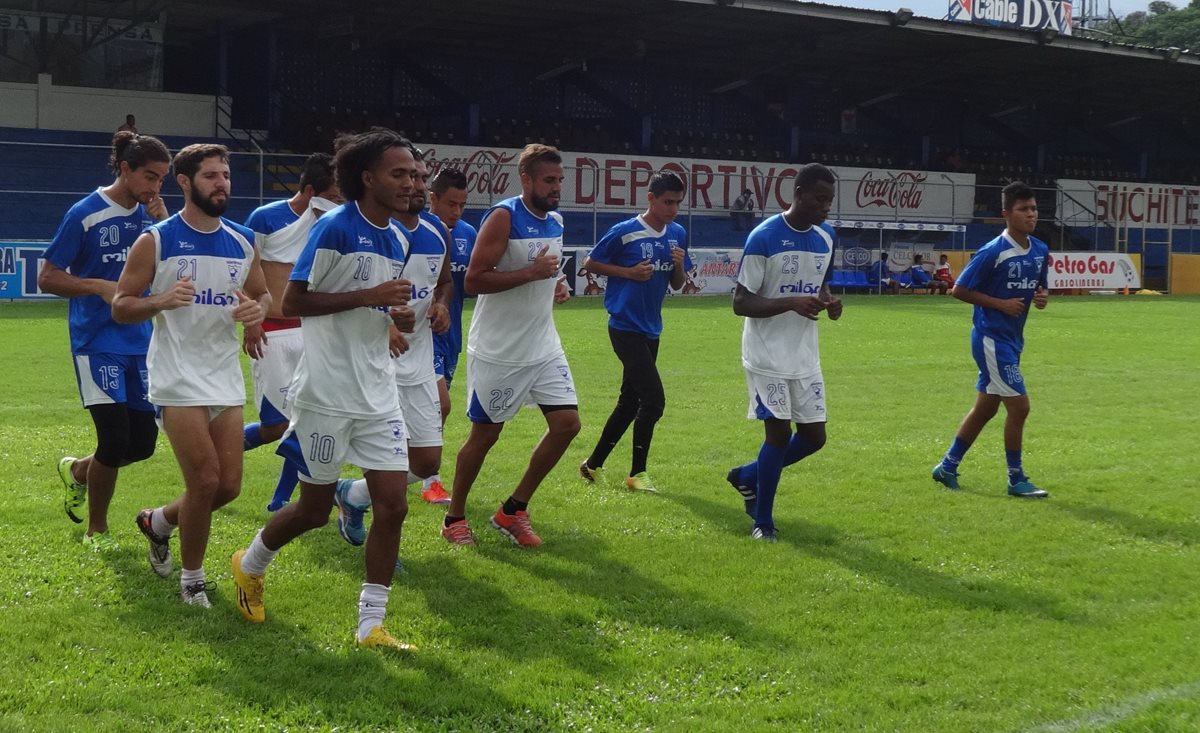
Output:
[742, 227, 769, 258]
[244, 207, 268, 234]
[44, 207, 85, 270]
[587, 224, 623, 264]
[957, 244, 998, 291]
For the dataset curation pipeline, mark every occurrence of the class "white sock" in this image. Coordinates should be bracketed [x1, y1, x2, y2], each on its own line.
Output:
[346, 479, 371, 508]
[180, 566, 205, 592]
[150, 507, 175, 537]
[423, 474, 441, 489]
[406, 471, 423, 487]
[357, 582, 390, 641]
[240, 530, 278, 577]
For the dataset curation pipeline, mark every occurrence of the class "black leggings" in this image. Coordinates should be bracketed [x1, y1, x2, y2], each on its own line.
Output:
[586, 328, 664, 475]
[88, 403, 158, 468]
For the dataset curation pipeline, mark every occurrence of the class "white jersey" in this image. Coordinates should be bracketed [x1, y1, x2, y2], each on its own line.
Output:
[245, 198, 322, 265]
[393, 211, 448, 386]
[736, 214, 835, 380]
[145, 214, 256, 406]
[288, 201, 409, 418]
[467, 196, 564, 366]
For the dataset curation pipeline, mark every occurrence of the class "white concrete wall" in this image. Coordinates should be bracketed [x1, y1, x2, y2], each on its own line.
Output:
[0, 82, 38, 128]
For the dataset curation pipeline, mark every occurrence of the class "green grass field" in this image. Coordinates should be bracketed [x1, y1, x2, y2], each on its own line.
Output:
[1, 294, 1198, 732]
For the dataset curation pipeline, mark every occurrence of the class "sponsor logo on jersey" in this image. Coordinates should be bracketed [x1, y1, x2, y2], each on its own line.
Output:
[391, 262, 404, 279]
[178, 241, 195, 251]
[1008, 278, 1041, 290]
[226, 260, 243, 282]
[779, 280, 822, 294]
[101, 249, 129, 263]
[455, 238, 468, 254]
[526, 226, 538, 234]
[358, 236, 374, 246]
[426, 256, 441, 274]
[123, 221, 140, 230]
[814, 256, 826, 274]
[649, 260, 675, 272]
[193, 288, 236, 306]
[450, 261, 468, 273]
[780, 239, 794, 248]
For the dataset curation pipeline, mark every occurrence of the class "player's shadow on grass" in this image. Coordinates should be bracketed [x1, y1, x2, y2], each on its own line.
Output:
[669, 492, 1081, 623]
[106, 557, 542, 729]
[1050, 500, 1200, 546]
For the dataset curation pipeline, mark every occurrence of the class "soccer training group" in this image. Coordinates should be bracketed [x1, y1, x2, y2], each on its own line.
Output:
[40, 128, 1051, 650]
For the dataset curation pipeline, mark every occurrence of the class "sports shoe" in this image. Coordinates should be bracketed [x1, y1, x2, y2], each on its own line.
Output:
[135, 508, 173, 578]
[579, 460, 602, 484]
[357, 625, 416, 652]
[625, 472, 659, 493]
[420, 480, 451, 505]
[931, 464, 961, 491]
[230, 550, 265, 623]
[491, 507, 543, 547]
[181, 581, 214, 608]
[334, 478, 368, 546]
[751, 525, 778, 543]
[59, 456, 86, 524]
[82, 531, 117, 552]
[727, 466, 757, 519]
[441, 518, 477, 546]
[1007, 479, 1049, 499]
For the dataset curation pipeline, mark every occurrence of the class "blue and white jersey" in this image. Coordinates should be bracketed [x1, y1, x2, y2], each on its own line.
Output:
[44, 188, 154, 355]
[433, 218, 477, 358]
[146, 214, 255, 407]
[736, 214, 835, 379]
[588, 215, 692, 338]
[289, 201, 410, 418]
[467, 196, 564, 366]
[245, 198, 322, 265]
[957, 231, 1049, 349]
[393, 211, 449, 386]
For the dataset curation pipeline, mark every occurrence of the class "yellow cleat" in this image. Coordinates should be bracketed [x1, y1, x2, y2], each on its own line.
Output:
[357, 626, 416, 652]
[625, 472, 659, 493]
[230, 550, 265, 623]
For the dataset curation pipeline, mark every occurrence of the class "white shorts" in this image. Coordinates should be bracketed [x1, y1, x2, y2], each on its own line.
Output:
[154, 405, 238, 431]
[397, 378, 442, 447]
[465, 352, 577, 424]
[745, 370, 827, 424]
[251, 327, 303, 427]
[276, 405, 409, 484]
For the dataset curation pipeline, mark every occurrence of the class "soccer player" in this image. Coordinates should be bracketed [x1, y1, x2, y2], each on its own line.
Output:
[868, 251, 902, 295]
[441, 144, 578, 548]
[332, 153, 454, 546]
[725, 163, 843, 542]
[429, 167, 477, 421]
[932, 181, 1050, 498]
[230, 129, 420, 651]
[112, 144, 270, 606]
[240, 153, 343, 512]
[578, 170, 691, 492]
[39, 131, 171, 549]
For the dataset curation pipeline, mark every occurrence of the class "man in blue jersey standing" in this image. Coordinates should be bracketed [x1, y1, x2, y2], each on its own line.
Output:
[240, 153, 343, 512]
[932, 181, 1050, 498]
[578, 170, 690, 493]
[429, 167, 477, 421]
[442, 144, 577, 548]
[39, 131, 172, 550]
[231, 129, 420, 650]
[726, 163, 843, 542]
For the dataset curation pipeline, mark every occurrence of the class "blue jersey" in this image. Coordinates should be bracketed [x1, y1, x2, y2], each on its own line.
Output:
[587, 215, 692, 338]
[957, 232, 1049, 349]
[910, 264, 932, 286]
[44, 189, 154, 355]
[244, 199, 297, 238]
[433, 218, 477, 357]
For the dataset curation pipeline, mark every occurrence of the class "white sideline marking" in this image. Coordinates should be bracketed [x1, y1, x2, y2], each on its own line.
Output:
[1023, 680, 1200, 733]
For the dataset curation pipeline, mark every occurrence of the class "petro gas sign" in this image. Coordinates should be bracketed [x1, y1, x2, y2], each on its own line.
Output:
[948, 0, 1073, 35]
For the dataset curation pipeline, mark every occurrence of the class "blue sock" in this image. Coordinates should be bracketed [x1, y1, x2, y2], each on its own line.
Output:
[244, 423, 263, 451]
[753, 441, 785, 529]
[267, 460, 300, 511]
[1005, 449, 1027, 483]
[738, 434, 819, 490]
[941, 436, 971, 472]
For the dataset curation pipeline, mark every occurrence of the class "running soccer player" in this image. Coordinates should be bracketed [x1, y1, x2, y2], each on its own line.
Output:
[725, 163, 842, 542]
[113, 144, 270, 606]
[441, 144, 578, 548]
[578, 170, 691, 492]
[231, 129, 419, 651]
[240, 153, 343, 512]
[932, 181, 1050, 498]
[39, 131, 171, 549]
[429, 167, 477, 419]
[332, 153, 454, 546]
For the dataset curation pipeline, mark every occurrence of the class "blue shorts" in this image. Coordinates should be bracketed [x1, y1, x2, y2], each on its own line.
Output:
[433, 348, 459, 387]
[971, 334, 1026, 397]
[73, 353, 152, 410]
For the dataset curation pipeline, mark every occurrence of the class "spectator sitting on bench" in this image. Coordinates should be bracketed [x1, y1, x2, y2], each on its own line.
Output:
[910, 253, 948, 294]
[934, 254, 955, 289]
[868, 251, 901, 294]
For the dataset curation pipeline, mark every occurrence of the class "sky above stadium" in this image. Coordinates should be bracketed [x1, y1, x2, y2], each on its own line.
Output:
[835, 0, 1146, 21]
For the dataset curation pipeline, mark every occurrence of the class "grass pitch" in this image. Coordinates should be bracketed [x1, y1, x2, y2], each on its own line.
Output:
[0, 294, 1197, 732]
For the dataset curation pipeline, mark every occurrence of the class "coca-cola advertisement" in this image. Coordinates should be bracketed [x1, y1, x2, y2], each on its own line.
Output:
[420, 144, 975, 222]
